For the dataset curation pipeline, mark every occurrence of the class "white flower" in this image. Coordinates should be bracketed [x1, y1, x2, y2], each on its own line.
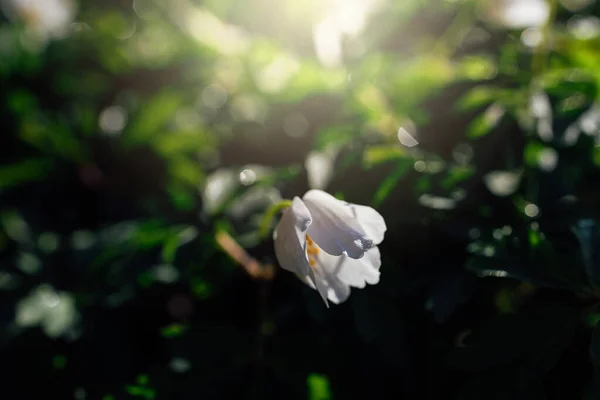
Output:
[2, 0, 76, 41]
[274, 189, 386, 306]
[15, 284, 77, 338]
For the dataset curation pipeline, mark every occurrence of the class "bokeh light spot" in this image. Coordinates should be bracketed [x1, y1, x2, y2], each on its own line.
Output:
[568, 16, 600, 40]
[18, 252, 41, 274]
[524, 203, 540, 217]
[414, 160, 426, 172]
[283, 112, 309, 138]
[537, 147, 558, 171]
[239, 169, 257, 186]
[99, 106, 127, 135]
[70, 230, 96, 250]
[202, 83, 228, 110]
[483, 170, 522, 197]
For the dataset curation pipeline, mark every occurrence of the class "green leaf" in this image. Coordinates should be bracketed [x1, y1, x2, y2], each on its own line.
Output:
[456, 86, 502, 111]
[153, 130, 216, 156]
[130, 221, 171, 248]
[441, 165, 475, 189]
[593, 147, 600, 167]
[467, 104, 505, 138]
[457, 56, 497, 81]
[529, 229, 542, 248]
[161, 235, 180, 265]
[167, 184, 196, 211]
[192, 279, 212, 299]
[126, 91, 184, 145]
[307, 374, 332, 400]
[372, 159, 412, 206]
[20, 122, 85, 161]
[161, 324, 187, 338]
[363, 145, 406, 167]
[8, 90, 37, 114]
[314, 126, 353, 151]
[0, 158, 53, 189]
[168, 157, 205, 187]
[137, 375, 149, 385]
[524, 142, 547, 167]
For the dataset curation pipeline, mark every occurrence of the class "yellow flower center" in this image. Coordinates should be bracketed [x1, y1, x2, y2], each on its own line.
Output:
[306, 234, 319, 267]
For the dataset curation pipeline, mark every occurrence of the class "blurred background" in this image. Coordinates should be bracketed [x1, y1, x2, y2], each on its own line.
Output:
[2, 0, 600, 398]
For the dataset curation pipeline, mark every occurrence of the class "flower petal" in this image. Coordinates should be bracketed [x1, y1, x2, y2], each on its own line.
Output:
[317, 246, 381, 290]
[273, 197, 312, 278]
[296, 269, 331, 307]
[303, 262, 350, 305]
[348, 204, 386, 245]
[315, 273, 350, 304]
[302, 190, 372, 259]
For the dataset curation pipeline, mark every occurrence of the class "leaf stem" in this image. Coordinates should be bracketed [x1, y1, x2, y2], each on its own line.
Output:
[258, 200, 293, 240]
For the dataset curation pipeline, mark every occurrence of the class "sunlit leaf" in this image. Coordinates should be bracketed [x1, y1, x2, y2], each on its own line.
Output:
[307, 374, 331, 400]
[467, 104, 505, 138]
[363, 145, 406, 167]
[456, 86, 503, 111]
[372, 159, 413, 206]
[126, 91, 184, 144]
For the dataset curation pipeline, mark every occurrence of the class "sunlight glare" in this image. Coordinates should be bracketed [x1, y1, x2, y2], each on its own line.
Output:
[312, 0, 382, 67]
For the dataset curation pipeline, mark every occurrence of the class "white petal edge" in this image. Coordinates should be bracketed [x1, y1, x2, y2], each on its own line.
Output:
[315, 273, 350, 305]
[317, 246, 381, 289]
[348, 204, 386, 245]
[302, 190, 372, 259]
[273, 197, 312, 279]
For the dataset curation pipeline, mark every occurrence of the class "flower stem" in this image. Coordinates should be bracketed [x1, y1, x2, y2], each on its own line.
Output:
[259, 200, 293, 240]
